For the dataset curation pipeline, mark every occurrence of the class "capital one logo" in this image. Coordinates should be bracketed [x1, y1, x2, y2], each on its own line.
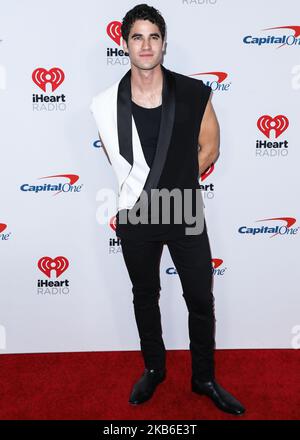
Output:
[0, 223, 11, 241]
[238, 217, 299, 238]
[212, 259, 223, 269]
[189, 72, 231, 91]
[107, 21, 122, 45]
[257, 115, 289, 138]
[263, 26, 300, 49]
[38, 256, 69, 278]
[0, 223, 6, 233]
[212, 258, 227, 276]
[243, 25, 300, 48]
[20, 174, 83, 196]
[32, 67, 65, 92]
[166, 257, 224, 276]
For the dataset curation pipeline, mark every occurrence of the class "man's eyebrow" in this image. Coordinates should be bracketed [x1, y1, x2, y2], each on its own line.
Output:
[131, 32, 161, 38]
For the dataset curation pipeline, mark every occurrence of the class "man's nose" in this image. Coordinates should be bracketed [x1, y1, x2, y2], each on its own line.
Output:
[142, 38, 151, 49]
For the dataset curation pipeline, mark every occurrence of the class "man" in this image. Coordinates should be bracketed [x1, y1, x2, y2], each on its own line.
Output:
[90, 4, 245, 416]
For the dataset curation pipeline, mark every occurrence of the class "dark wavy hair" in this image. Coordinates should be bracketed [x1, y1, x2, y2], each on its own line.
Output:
[121, 4, 166, 44]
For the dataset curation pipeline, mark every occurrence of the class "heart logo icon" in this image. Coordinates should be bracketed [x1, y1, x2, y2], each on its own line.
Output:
[201, 163, 214, 181]
[110, 215, 117, 231]
[257, 115, 289, 139]
[32, 67, 65, 92]
[38, 256, 69, 278]
[106, 21, 122, 46]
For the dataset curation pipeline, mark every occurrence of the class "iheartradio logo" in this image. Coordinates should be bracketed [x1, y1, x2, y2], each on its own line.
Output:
[110, 215, 117, 231]
[32, 67, 66, 111]
[201, 164, 214, 181]
[257, 115, 289, 138]
[199, 164, 215, 199]
[256, 114, 289, 157]
[106, 21, 129, 62]
[38, 256, 69, 278]
[32, 67, 65, 92]
[107, 21, 122, 46]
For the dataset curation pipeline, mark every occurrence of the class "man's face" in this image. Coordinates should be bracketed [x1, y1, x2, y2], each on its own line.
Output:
[122, 19, 165, 70]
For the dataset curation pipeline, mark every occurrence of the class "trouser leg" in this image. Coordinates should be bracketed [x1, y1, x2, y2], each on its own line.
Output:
[166, 223, 215, 381]
[120, 238, 166, 370]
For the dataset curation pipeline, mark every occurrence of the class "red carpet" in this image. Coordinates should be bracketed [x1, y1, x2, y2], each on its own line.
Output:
[0, 349, 299, 420]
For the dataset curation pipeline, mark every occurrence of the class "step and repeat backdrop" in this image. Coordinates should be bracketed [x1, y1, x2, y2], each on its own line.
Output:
[0, 0, 299, 354]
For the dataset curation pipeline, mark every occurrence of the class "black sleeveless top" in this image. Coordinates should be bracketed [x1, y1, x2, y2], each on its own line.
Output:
[131, 99, 162, 168]
[115, 74, 212, 242]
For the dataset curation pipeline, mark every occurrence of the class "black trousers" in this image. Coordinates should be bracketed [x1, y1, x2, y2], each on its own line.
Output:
[120, 222, 216, 382]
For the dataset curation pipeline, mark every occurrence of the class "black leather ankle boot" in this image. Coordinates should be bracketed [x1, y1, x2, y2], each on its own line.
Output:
[129, 368, 166, 404]
[191, 377, 246, 415]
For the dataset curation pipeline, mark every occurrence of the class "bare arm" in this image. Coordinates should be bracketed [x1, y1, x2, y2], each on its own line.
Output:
[198, 96, 220, 175]
[98, 132, 112, 165]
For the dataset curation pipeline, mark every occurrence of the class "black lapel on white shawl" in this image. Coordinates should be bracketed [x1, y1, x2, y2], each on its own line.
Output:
[117, 63, 176, 208]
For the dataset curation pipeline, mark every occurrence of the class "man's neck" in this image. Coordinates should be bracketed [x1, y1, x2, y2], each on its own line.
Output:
[130, 63, 163, 96]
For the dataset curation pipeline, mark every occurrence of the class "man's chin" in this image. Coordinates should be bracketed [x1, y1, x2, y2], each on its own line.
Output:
[132, 60, 160, 71]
